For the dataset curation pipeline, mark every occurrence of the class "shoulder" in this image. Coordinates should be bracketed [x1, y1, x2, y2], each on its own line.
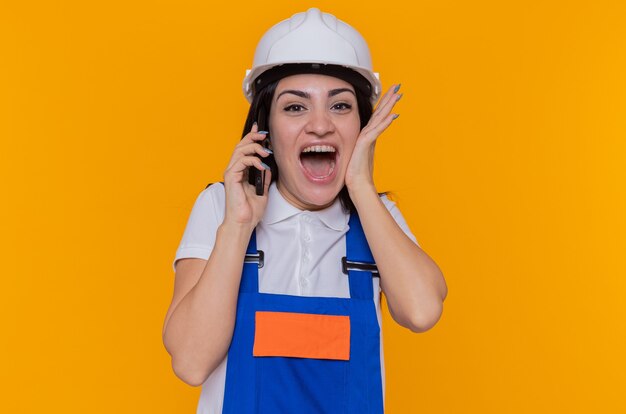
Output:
[195, 182, 225, 211]
[183, 182, 226, 230]
[202, 181, 225, 198]
[379, 193, 399, 212]
[172, 183, 226, 272]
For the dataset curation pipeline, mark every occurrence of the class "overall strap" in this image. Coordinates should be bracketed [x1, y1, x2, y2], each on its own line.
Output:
[240, 229, 261, 293]
[346, 212, 376, 300]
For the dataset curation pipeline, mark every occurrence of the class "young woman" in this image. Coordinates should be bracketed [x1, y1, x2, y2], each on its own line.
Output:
[163, 8, 447, 413]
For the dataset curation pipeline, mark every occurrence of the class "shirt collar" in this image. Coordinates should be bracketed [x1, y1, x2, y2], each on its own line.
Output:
[261, 182, 349, 231]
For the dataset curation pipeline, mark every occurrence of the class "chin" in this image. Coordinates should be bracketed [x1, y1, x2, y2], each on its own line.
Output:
[279, 175, 344, 211]
[300, 186, 340, 209]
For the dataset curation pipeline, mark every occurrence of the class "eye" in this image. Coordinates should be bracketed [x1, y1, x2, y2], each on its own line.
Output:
[284, 104, 306, 112]
[332, 102, 352, 111]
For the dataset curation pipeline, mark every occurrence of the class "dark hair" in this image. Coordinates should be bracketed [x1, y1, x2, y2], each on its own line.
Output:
[241, 65, 375, 213]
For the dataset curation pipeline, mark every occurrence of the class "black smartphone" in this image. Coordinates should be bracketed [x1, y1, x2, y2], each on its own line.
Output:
[247, 105, 269, 196]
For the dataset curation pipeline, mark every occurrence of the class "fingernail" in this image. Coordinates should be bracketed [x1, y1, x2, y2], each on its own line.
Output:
[396, 93, 403, 102]
[392, 113, 400, 120]
[262, 147, 273, 154]
[253, 121, 258, 127]
[261, 162, 271, 170]
[258, 130, 269, 135]
[394, 84, 401, 93]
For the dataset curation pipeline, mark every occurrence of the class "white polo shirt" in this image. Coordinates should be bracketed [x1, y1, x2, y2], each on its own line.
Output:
[173, 182, 419, 414]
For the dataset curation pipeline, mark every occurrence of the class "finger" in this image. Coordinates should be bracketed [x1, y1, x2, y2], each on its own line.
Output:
[239, 130, 269, 146]
[375, 84, 398, 109]
[365, 112, 398, 141]
[372, 85, 397, 116]
[363, 99, 399, 138]
[234, 142, 272, 158]
[227, 155, 270, 176]
[227, 142, 271, 170]
[368, 84, 401, 128]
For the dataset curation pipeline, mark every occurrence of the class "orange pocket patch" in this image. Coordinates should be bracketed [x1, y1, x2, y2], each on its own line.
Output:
[253, 311, 350, 360]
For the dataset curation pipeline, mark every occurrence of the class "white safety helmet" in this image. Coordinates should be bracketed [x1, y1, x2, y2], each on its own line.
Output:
[242, 8, 381, 104]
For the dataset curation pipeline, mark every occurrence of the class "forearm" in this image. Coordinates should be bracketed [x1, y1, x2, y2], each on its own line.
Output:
[350, 185, 447, 332]
[163, 222, 253, 385]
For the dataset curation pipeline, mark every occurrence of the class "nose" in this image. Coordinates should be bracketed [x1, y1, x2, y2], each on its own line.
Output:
[304, 107, 335, 137]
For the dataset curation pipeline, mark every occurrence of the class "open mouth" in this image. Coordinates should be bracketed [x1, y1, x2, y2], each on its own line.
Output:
[299, 145, 337, 180]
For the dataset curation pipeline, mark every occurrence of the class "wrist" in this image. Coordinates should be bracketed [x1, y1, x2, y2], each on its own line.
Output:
[347, 181, 378, 206]
[218, 220, 256, 241]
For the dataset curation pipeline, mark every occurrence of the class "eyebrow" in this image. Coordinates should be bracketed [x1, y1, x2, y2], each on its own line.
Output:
[276, 88, 356, 101]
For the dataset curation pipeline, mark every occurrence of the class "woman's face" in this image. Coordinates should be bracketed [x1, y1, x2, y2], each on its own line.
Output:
[269, 74, 361, 210]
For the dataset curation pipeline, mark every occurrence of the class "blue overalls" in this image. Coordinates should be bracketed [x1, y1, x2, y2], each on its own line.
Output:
[222, 212, 384, 413]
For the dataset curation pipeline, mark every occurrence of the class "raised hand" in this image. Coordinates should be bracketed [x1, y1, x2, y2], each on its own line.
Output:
[222, 122, 273, 229]
[345, 84, 401, 194]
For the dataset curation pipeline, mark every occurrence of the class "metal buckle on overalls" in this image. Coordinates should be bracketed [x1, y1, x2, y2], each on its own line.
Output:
[341, 257, 379, 277]
[244, 250, 264, 268]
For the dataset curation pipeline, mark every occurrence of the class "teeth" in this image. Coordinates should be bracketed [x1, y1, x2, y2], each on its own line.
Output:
[302, 145, 336, 153]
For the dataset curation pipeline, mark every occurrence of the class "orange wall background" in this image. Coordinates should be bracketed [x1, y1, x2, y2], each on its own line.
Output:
[2, 1, 625, 412]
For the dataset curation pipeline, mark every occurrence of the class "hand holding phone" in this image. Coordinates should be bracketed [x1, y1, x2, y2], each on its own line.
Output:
[248, 137, 269, 195]
[248, 105, 271, 195]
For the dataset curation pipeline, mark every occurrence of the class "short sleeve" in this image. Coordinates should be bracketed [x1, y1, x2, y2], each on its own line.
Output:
[172, 183, 226, 272]
[380, 194, 421, 248]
